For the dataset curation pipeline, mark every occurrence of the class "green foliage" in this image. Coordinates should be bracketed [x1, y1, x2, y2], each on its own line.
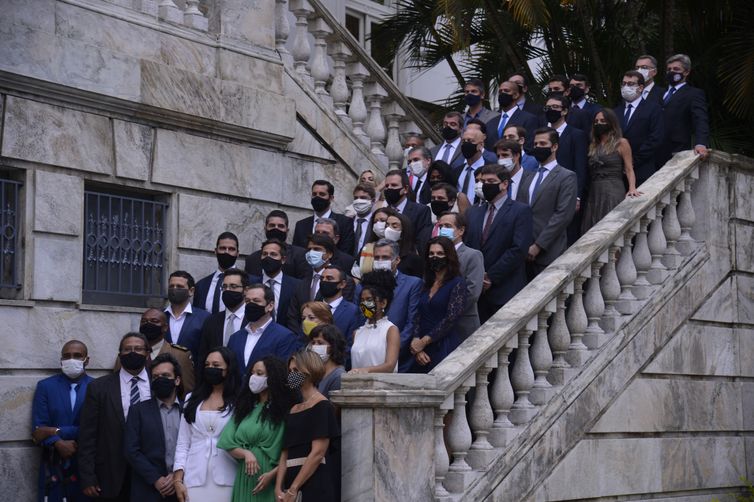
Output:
[711, 476, 754, 502]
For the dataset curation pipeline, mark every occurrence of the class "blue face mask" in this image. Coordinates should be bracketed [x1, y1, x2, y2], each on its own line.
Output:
[438, 227, 455, 240]
[306, 249, 326, 269]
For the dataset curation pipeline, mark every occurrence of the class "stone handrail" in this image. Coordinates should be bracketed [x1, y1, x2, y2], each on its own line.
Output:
[332, 150, 708, 501]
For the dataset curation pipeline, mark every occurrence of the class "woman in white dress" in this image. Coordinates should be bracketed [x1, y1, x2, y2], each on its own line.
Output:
[349, 270, 400, 374]
[174, 347, 241, 501]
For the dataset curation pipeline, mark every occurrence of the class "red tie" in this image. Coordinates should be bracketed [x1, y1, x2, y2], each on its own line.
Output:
[481, 204, 496, 246]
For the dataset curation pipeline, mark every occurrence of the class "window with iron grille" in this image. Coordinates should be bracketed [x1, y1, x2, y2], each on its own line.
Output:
[0, 177, 23, 294]
[83, 189, 168, 307]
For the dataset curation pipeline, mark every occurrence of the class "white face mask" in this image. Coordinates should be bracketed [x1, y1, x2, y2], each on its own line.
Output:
[310, 344, 330, 363]
[621, 85, 641, 102]
[352, 198, 373, 216]
[372, 259, 393, 272]
[636, 68, 651, 82]
[61, 359, 85, 379]
[497, 157, 515, 172]
[373, 221, 387, 237]
[384, 227, 402, 242]
[409, 160, 426, 178]
[474, 181, 484, 200]
[248, 374, 268, 394]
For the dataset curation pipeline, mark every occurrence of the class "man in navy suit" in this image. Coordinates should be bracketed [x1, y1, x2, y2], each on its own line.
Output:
[406, 146, 434, 205]
[464, 118, 502, 165]
[32, 340, 94, 502]
[501, 125, 538, 172]
[494, 139, 534, 202]
[318, 265, 361, 341]
[614, 70, 664, 186]
[192, 232, 240, 315]
[509, 72, 543, 117]
[656, 53, 710, 168]
[429, 112, 465, 172]
[248, 239, 300, 326]
[485, 80, 539, 152]
[164, 271, 210, 363]
[292, 180, 355, 255]
[568, 73, 602, 127]
[124, 352, 183, 502]
[635, 54, 666, 106]
[383, 169, 433, 252]
[314, 218, 356, 272]
[548, 74, 591, 133]
[227, 284, 303, 378]
[245, 210, 308, 280]
[464, 164, 533, 323]
[455, 128, 491, 205]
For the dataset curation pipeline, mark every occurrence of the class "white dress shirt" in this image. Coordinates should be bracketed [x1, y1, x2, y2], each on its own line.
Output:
[434, 137, 461, 162]
[510, 168, 524, 201]
[529, 159, 558, 202]
[642, 81, 656, 100]
[663, 82, 686, 101]
[262, 271, 283, 317]
[547, 121, 568, 136]
[119, 367, 151, 418]
[243, 318, 272, 366]
[573, 98, 587, 109]
[458, 156, 486, 203]
[166, 302, 193, 341]
[223, 303, 246, 345]
[150, 339, 165, 360]
[623, 95, 643, 123]
[327, 296, 343, 312]
[204, 269, 226, 313]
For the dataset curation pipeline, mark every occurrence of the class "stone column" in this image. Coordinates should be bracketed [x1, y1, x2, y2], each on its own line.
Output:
[615, 225, 639, 315]
[308, 17, 333, 100]
[158, 0, 182, 23]
[509, 316, 538, 425]
[365, 82, 388, 157]
[383, 101, 406, 169]
[183, 0, 208, 30]
[274, 0, 292, 63]
[566, 274, 590, 367]
[347, 63, 370, 146]
[548, 288, 574, 386]
[328, 41, 352, 121]
[289, 0, 314, 84]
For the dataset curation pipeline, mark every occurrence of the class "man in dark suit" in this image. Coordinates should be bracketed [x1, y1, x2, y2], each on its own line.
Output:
[509, 72, 543, 117]
[501, 125, 538, 171]
[32, 340, 94, 502]
[248, 240, 300, 325]
[382, 169, 433, 252]
[517, 127, 579, 279]
[568, 73, 602, 128]
[544, 94, 589, 204]
[124, 352, 183, 502]
[245, 210, 308, 280]
[164, 271, 210, 363]
[464, 118, 502, 165]
[494, 139, 534, 201]
[192, 232, 240, 314]
[635, 54, 666, 106]
[292, 180, 355, 255]
[318, 265, 361, 341]
[406, 146, 433, 205]
[463, 165, 533, 323]
[351, 183, 376, 257]
[455, 128, 489, 205]
[462, 78, 499, 127]
[80, 333, 152, 501]
[656, 53, 710, 168]
[484, 80, 539, 151]
[429, 111, 465, 172]
[614, 70, 664, 186]
[227, 284, 303, 378]
[547, 74, 592, 133]
[430, 183, 458, 224]
[286, 234, 338, 332]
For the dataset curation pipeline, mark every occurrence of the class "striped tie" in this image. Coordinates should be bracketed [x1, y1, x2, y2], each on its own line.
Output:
[130, 376, 141, 406]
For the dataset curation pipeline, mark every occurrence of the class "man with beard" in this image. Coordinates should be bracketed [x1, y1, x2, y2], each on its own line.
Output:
[245, 210, 308, 280]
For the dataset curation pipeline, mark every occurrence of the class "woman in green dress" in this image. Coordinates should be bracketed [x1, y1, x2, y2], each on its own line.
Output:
[218, 356, 294, 502]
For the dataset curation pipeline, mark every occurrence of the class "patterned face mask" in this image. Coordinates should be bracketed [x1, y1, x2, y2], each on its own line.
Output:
[287, 371, 307, 390]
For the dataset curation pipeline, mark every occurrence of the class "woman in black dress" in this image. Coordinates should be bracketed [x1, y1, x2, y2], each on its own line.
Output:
[275, 349, 339, 502]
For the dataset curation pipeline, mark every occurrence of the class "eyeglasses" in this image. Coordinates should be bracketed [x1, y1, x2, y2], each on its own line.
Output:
[635, 65, 655, 70]
[220, 284, 244, 291]
[621, 82, 640, 88]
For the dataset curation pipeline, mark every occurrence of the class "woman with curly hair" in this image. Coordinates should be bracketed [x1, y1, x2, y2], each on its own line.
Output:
[218, 356, 294, 502]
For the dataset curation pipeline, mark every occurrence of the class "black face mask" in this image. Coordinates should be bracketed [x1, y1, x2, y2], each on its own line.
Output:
[120, 352, 147, 371]
[318, 280, 340, 299]
[545, 109, 563, 124]
[441, 126, 459, 141]
[261, 256, 283, 275]
[464, 93, 481, 107]
[532, 147, 552, 163]
[151, 377, 176, 399]
[569, 85, 585, 102]
[430, 200, 451, 217]
[461, 142, 479, 160]
[594, 123, 610, 137]
[311, 196, 330, 213]
[428, 256, 448, 272]
[168, 288, 190, 305]
[666, 71, 684, 86]
[383, 188, 403, 206]
[203, 367, 225, 386]
[216, 252, 237, 270]
[498, 92, 514, 109]
[139, 322, 163, 342]
[245, 302, 268, 323]
[221, 290, 244, 310]
[265, 228, 287, 242]
[482, 182, 502, 202]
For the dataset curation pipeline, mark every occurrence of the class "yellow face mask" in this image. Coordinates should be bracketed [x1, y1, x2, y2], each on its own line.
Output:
[302, 319, 319, 336]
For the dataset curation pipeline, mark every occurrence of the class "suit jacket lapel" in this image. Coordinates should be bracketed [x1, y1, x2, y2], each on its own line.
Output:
[532, 166, 560, 205]
[109, 374, 126, 425]
[482, 199, 512, 250]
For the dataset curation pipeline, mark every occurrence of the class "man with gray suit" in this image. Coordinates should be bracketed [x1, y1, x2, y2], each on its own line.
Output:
[517, 127, 578, 280]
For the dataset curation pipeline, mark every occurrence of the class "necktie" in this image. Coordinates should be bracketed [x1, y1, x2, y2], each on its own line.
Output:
[354, 218, 366, 255]
[481, 204, 496, 246]
[223, 313, 235, 345]
[497, 113, 509, 136]
[623, 103, 633, 126]
[460, 166, 474, 195]
[663, 86, 676, 105]
[440, 143, 452, 163]
[70, 383, 78, 411]
[211, 273, 224, 313]
[130, 376, 141, 406]
[414, 179, 422, 201]
[310, 273, 320, 301]
[267, 279, 277, 319]
[531, 167, 547, 201]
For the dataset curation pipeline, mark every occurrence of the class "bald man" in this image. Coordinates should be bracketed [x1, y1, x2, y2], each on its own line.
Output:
[456, 128, 489, 204]
[484, 80, 539, 152]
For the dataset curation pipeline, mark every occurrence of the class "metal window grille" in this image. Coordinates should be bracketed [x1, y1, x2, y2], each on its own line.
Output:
[0, 179, 22, 288]
[83, 191, 167, 305]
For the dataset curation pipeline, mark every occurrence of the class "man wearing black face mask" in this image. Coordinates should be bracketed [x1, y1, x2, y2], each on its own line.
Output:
[79, 332, 152, 501]
[567, 73, 602, 127]
[124, 352, 183, 502]
[245, 210, 308, 280]
[165, 271, 210, 364]
[484, 80, 538, 152]
[248, 240, 300, 324]
[456, 128, 487, 204]
[463, 164, 533, 322]
[316, 265, 360, 341]
[430, 112, 465, 171]
[462, 78, 498, 127]
[429, 183, 458, 223]
[292, 180, 355, 255]
[193, 232, 240, 315]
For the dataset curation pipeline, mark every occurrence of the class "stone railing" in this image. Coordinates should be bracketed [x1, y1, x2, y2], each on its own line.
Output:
[331, 150, 706, 501]
[274, 0, 442, 168]
[104, 0, 211, 30]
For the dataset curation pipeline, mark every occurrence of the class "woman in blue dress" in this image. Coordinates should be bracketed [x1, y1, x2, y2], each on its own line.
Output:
[409, 236, 468, 372]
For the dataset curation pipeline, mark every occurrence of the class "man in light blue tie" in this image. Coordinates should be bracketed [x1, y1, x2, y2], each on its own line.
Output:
[484, 80, 539, 152]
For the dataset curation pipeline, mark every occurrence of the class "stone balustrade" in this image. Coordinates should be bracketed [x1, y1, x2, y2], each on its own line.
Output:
[111, 0, 211, 31]
[332, 151, 704, 501]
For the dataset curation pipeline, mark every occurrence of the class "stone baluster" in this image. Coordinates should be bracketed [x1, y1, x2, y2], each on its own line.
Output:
[676, 169, 698, 255]
[274, 0, 291, 63]
[383, 102, 406, 169]
[583, 254, 607, 349]
[647, 202, 668, 284]
[444, 375, 475, 493]
[434, 406, 451, 500]
[509, 316, 538, 425]
[615, 224, 639, 315]
[467, 356, 497, 470]
[530, 303, 556, 405]
[327, 41, 352, 121]
[566, 274, 590, 367]
[308, 18, 332, 100]
[347, 63, 370, 146]
[632, 214, 653, 299]
[158, 0, 183, 23]
[599, 245, 622, 332]
[548, 288, 574, 386]
[183, 0, 208, 30]
[289, 0, 313, 84]
[489, 341, 517, 447]
[365, 82, 388, 156]
[662, 188, 682, 269]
